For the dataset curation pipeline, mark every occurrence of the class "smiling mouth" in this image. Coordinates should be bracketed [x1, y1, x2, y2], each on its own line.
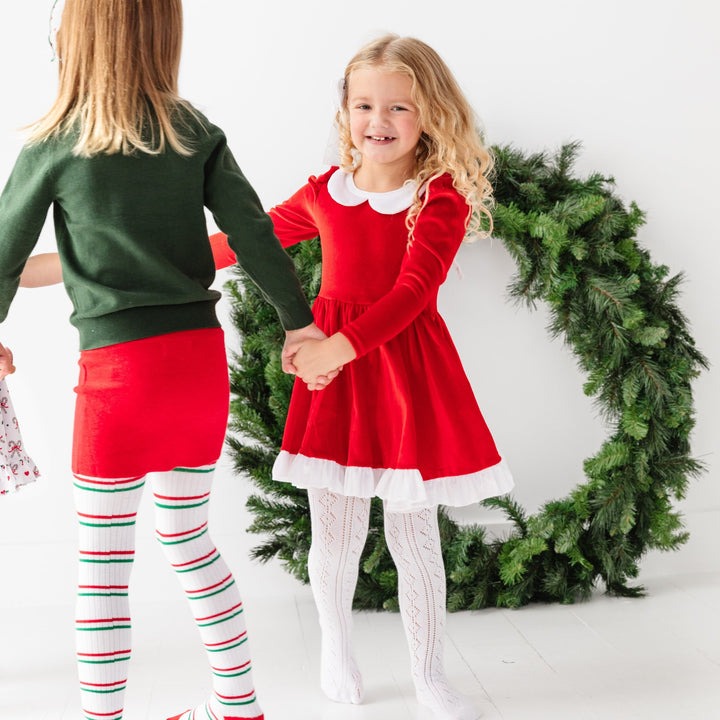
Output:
[368, 135, 394, 142]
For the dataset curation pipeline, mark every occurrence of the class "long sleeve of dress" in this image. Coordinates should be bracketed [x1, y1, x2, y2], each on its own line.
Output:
[208, 177, 322, 269]
[267, 179, 322, 247]
[0, 143, 55, 322]
[340, 177, 470, 358]
[208, 232, 237, 269]
[207, 175, 322, 267]
[203, 136, 314, 330]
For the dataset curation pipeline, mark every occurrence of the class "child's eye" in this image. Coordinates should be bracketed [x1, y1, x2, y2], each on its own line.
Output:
[391, 105, 408, 112]
[356, 104, 371, 110]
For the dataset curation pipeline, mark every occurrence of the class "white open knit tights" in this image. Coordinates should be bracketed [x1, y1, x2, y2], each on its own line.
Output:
[307, 488, 369, 704]
[306, 488, 480, 720]
[384, 505, 480, 720]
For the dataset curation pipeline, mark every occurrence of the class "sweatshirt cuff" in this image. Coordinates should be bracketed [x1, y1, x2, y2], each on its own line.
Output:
[278, 303, 315, 332]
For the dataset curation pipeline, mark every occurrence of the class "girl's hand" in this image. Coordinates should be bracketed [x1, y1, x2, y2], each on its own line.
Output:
[0, 342, 16, 380]
[282, 322, 328, 374]
[283, 322, 341, 390]
[293, 333, 356, 390]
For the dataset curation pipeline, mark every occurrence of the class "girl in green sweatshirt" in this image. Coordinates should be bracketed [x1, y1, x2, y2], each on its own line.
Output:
[0, 2, 325, 719]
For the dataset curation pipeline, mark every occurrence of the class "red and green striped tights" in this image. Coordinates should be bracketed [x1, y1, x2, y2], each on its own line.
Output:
[73, 467, 263, 720]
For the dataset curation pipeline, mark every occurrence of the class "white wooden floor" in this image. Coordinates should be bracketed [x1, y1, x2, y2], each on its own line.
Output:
[1, 503, 719, 720]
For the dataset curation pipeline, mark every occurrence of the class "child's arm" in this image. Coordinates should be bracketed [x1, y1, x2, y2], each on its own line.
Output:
[267, 176, 325, 248]
[339, 178, 468, 356]
[204, 135, 315, 333]
[0, 342, 16, 380]
[291, 178, 468, 387]
[209, 173, 341, 388]
[0, 143, 56, 322]
[208, 233, 237, 269]
[20, 237, 237, 286]
[208, 175, 322, 261]
[19, 253, 63, 287]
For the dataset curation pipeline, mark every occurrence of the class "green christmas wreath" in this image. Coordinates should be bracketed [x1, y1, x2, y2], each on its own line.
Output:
[224, 142, 707, 610]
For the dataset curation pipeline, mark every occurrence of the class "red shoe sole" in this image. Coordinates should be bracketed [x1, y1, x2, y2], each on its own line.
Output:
[167, 712, 263, 720]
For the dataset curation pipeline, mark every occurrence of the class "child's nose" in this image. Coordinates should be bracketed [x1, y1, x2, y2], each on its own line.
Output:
[370, 108, 390, 126]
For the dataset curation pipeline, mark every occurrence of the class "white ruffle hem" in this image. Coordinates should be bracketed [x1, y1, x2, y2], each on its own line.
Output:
[272, 451, 514, 513]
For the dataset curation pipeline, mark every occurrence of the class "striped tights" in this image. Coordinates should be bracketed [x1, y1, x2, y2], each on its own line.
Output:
[73, 467, 263, 720]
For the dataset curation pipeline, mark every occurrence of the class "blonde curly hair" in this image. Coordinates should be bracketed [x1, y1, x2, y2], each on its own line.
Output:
[337, 34, 494, 240]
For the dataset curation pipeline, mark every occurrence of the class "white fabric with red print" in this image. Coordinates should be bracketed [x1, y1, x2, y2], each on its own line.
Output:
[1, 379, 39, 494]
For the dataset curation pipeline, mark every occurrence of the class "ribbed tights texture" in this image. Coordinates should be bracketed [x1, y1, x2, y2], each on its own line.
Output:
[74, 468, 262, 720]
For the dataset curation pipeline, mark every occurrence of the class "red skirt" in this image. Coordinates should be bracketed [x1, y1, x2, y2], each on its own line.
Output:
[72, 328, 229, 478]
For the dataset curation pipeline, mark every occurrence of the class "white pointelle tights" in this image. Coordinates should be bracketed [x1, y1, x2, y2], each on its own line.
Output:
[307, 487, 480, 720]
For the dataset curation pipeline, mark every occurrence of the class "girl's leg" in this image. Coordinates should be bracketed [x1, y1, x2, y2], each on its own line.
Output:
[384, 505, 480, 720]
[152, 466, 263, 720]
[74, 474, 146, 720]
[307, 488, 371, 704]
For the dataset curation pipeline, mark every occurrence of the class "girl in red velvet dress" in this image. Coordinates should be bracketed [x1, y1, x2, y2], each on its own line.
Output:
[274, 34, 514, 720]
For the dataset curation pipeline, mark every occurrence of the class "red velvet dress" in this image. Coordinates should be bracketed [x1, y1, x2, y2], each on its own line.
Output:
[217, 168, 513, 512]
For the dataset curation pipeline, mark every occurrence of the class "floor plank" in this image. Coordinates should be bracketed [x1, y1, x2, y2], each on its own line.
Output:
[2, 508, 719, 720]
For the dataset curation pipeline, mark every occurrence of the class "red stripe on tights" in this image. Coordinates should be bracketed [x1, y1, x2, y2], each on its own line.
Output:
[216, 690, 255, 700]
[77, 650, 131, 657]
[80, 679, 127, 688]
[74, 476, 143, 486]
[156, 522, 208, 538]
[153, 492, 211, 501]
[204, 631, 247, 648]
[78, 585, 129, 590]
[212, 659, 251, 672]
[171, 548, 217, 568]
[187, 573, 233, 595]
[195, 601, 243, 623]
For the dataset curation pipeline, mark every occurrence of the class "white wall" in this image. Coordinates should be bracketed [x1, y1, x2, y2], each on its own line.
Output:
[0, 0, 718, 585]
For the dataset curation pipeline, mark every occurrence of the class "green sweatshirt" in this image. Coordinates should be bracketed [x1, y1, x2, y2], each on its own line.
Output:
[0, 107, 313, 350]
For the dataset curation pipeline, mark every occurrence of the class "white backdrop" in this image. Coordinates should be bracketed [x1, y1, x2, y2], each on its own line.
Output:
[0, 1, 718, 593]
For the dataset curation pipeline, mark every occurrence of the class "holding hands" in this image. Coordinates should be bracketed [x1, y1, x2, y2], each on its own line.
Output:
[283, 324, 356, 391]
[0, 342, 16, 380]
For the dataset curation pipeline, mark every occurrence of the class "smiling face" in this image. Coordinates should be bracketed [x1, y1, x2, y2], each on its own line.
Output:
[347, 66, 422, 187]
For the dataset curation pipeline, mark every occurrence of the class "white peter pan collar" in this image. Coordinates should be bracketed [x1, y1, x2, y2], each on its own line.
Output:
[327, 168, 424, 214]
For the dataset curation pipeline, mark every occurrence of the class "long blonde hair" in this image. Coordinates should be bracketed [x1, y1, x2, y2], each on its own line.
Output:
[29, 0, 194, 157]
[337, 34, 494, 239]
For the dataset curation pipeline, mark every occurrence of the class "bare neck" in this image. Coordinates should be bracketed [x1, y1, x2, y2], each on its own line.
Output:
[353, 161, 416, 193]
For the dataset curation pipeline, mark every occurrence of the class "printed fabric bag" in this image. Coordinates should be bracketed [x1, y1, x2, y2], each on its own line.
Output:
[1, 378, 40, 494]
